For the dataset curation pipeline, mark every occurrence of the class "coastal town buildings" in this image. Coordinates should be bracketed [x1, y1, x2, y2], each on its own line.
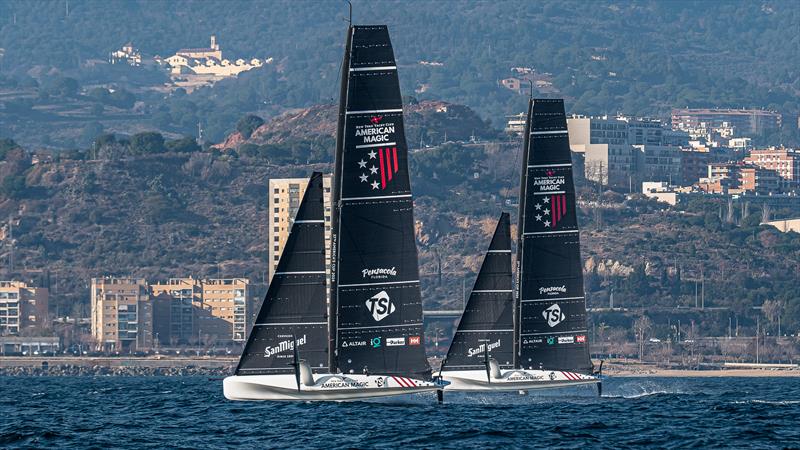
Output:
[91, 277, 251, 350]
[0, 281, 49, 335]
[109, 42, 142, 66]
[268, 176, 332, 283]
[567, 115, 687, 188]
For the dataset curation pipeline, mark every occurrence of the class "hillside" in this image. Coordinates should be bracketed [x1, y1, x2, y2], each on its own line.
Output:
[1, 0, 798, 149]
[214, 100, 496, 151]
[1, 125, 799, 335]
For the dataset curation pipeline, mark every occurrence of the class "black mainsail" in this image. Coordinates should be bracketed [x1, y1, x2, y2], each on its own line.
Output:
[329, 25, 430, 379]
[442, 213, 514, 371]
[235, 172, 328, 375]
[515, 99, 592, 374]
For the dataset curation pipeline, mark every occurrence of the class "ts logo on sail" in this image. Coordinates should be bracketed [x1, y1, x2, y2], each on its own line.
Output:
[366, 290, 395, 321]
[543, 303, 565, 327]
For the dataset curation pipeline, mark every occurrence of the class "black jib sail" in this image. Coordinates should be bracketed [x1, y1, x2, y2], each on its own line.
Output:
[235, 172, 328, 375]
[515, 99, 593, 374]
[329, 25, 430, 379]
[442, 213, 514, 371]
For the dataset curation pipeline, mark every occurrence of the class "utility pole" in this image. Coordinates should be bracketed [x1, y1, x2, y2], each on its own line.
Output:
[756, 316, 760, 364]
[7, 215, 13, 274]
[700, 268, 705, 309]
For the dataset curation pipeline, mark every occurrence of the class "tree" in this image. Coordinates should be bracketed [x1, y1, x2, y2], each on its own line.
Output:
[633, 315, 653, 361]
[130, 132, 166, 154]
[762, 299, 785, 336]
[166, 136, 201, 153]
[0, 138, 20, 160]
[235, 114, 265, 139]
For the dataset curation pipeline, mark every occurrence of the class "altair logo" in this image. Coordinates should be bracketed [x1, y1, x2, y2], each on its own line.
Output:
[366, 290, 395, 321]
[542, 303, 565, 327]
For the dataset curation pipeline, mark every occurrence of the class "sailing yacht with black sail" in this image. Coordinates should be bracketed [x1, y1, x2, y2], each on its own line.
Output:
[438, 99, 599, 392]
[224, 24, 443, 401]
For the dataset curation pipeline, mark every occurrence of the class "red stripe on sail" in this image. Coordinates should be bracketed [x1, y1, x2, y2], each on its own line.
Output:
[385, 148, 393, 182]
[552, 195, 558, 228]
[379, 148, 386, 189]
[393, 147, 398, 172]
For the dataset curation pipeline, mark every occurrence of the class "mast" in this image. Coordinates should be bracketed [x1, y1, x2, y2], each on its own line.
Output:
[329, 25, 430, 379]
[235, 172, 328, 375]
[514, 98, 534, 368]
[442, 213, 514, 371]
[515, 99, 592, 374]
[329, 24, 353, 375]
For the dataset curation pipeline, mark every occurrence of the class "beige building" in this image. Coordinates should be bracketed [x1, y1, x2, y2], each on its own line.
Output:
[91, 277, 153, 351]
[161, 35, 266, 78]
[744, 148, 800, 191]
[268, 176, 332, 283]
[92, 276, 251, 348]
[0, 281, 49, 335]
[150, 278, 201, 345]
[762, 218, 800, 233]
[198, 278, 249, 343]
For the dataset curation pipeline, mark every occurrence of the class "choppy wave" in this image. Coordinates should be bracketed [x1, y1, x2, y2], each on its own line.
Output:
[1, 376, 798, 448]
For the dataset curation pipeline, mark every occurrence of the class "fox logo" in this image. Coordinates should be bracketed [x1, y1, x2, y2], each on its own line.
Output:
[366, 290, 395, 321]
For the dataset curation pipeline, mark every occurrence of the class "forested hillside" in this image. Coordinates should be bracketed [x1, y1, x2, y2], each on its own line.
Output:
[1, 0, 798, 147]
[1, 105, 799, 336]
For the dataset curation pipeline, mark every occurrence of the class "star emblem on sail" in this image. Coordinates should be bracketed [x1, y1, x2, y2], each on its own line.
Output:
[533, 193, 567, 228]
[357, 147, 398, 190]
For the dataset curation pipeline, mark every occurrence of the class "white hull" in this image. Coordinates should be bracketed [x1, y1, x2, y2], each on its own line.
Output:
[439, 369, 600, 392]
[224, 373, 444, 401]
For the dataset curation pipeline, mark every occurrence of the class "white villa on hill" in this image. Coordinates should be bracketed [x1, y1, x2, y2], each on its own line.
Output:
[157, 35, 269, 78]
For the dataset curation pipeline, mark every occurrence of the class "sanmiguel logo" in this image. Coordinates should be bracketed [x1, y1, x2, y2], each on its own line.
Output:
[365, 291, 395, 322]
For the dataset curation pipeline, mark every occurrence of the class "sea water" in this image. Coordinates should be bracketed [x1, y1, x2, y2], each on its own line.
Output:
[2, 376, 798, 448]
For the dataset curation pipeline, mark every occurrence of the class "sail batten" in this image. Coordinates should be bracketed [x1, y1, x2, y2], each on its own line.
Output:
[235, 172, 328, 375]
[442, 213, 515, 371]
[329, 25, 430, 380]
[515, 99, 593, 375]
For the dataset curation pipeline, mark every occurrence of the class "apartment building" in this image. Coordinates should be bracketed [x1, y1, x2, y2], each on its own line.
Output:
[0, 281, 49, 335]
[701, 163, 779, 195]
[150, 278, 201, 345]
[671, 108, 782, 137]
[744, 148, 800, 191]
[567, 115, 687, 188]
[198, 278, 249, 343]
[268, 176, 332, 283]
[680, 148, 713, 185]
[91, 277, 152, 351]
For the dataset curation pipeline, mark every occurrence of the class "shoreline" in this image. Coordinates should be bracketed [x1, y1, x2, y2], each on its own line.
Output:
[1, 357, 799, 377]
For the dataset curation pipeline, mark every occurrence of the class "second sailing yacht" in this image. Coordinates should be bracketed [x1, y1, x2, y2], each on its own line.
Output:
[438, 99, 601, 392]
